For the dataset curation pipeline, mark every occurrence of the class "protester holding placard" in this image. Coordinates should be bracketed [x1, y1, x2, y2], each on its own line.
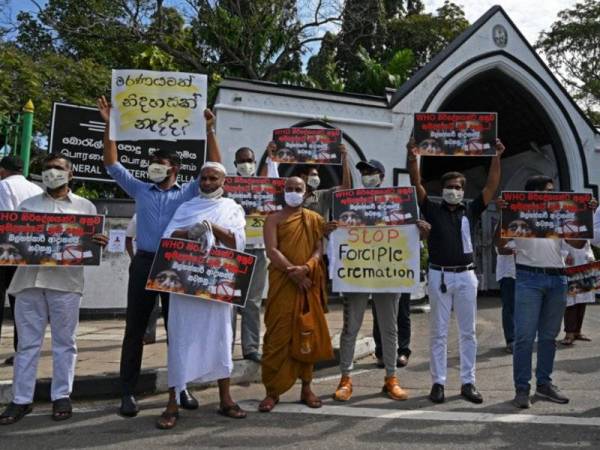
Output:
[408, 137, 505, 405]
[230, 143, 279, 363]
[259, 176, 333, 413]
[97, 96, 221, 417]
[295, 143, 351, 219]
[0, 154, 108, 426]
[0, 156, 43, 366]
[496, 175, 596, 409]
[561, 240, 595, 346]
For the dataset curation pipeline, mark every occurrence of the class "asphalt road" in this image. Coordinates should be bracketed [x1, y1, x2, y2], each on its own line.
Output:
[1, 297, 599, 449]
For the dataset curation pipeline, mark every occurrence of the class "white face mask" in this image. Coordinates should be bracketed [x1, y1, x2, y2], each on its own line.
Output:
[361, 174, 381, 188]
[442, 188, 464, 205]
[307, 175, 321, 189]
[236, 162, 256, 177]
[42, 168, 69, 190]
[199, 187, 224, 200]
[284, 191, 305, 207]
[147, 163, 170, 183]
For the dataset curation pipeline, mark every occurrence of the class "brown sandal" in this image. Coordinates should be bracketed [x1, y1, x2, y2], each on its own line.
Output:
[301, 393, 322, 409]
[217, 403, 246, 419]
[561, 336, 575, 346]
[574, 334, 591, 342]
[156, 410, 179, 430]
[258, 396, 279, 413]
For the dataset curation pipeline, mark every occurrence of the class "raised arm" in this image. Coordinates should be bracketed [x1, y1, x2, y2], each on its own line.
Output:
[339, 144, 352, 190]
[258, 141, 277, 177]
[204, 109, 221, 163]
[482, 139, 505, 206]
[98, 96, 117, 166]
[407, 138, 427, 204]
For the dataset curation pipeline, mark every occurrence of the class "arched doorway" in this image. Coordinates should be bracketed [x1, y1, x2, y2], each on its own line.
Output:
[420, 69, 568, 197]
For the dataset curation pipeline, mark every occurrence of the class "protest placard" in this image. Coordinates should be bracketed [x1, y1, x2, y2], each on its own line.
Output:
[272, 128, 342, 164]
[223, 176, 286, 246]
[328, 225, 420, 293]
[0, 211, 104, 266]
[49, 102, 204, 183]
[146, 238, 256, 308]
[413, 112, 497, 156]
[332, 187, 418, 226]
[110, 70, 208, 141]
[500, 191, 593, 239]
[565, 261, 600, 295]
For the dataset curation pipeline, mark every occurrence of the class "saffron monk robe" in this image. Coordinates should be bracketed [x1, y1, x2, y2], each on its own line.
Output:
[258, 176, 333, 412]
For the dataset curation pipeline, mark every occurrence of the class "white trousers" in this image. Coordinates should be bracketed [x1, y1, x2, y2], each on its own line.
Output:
[428, 269, 478, 385]
[12, 288, 81, 404]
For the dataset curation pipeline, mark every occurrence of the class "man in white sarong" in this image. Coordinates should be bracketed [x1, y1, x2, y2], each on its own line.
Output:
[156, 161, 247, 429]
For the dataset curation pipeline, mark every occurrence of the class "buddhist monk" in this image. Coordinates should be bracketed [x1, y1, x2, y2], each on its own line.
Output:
[259, 176, 333, 412]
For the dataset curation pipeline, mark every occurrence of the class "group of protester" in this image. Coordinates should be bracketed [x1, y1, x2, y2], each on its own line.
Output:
[0, 100, 598, 428]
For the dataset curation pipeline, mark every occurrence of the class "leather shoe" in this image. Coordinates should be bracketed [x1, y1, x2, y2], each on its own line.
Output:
[461, 383, 483, 404]
[119, 395, 139, 417]
[3, 356, 14, 366]
[243, 352, 262, 364]
[429, 383, 445, 404]
[396, 355, 409, 367]
[179, 389, 199, 410]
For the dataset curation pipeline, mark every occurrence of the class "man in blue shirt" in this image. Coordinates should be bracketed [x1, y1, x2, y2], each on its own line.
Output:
[97, 96, 222, 417]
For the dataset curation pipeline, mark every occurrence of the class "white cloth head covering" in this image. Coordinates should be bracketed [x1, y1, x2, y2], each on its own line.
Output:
[201, 161, 227, 175]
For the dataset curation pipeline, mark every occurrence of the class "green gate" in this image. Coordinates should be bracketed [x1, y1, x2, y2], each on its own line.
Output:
[0, 100, 34, 176]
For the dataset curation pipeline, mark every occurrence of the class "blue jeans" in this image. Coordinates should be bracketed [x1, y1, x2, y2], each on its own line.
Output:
[513, 269, 567, 392]
[499, 278, 515, 345]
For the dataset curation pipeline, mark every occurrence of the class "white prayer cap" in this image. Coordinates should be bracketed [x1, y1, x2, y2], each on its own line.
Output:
[201, 161, 227, 175]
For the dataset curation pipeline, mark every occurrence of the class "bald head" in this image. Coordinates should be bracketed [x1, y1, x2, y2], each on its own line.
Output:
[285, 176, 306, 194]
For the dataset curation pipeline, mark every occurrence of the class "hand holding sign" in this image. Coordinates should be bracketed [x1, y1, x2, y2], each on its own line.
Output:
[110, 69, 208, 142]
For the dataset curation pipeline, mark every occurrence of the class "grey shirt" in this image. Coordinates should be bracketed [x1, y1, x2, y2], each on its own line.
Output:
[303, 187, 335, 220]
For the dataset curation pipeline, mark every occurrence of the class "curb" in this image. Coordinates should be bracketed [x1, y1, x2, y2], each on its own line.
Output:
[0, 337, 375, 404]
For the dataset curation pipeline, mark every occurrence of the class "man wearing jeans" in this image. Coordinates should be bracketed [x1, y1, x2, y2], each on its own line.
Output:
[497, 175, 596, 408]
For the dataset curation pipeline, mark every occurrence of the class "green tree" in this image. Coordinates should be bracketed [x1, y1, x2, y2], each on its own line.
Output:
[350, 47, 415, 95]
[306, 31, 344, 91]
[536, 0, 600, 124]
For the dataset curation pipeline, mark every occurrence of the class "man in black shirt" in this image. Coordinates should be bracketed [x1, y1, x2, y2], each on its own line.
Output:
[408, 138, 504, 404]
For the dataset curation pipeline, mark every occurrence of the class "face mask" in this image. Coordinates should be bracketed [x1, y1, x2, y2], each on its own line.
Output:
[236, 162, 256, 177]
[199, 187, 224, 200]
[442, 188, 464, 205]
[284, 191, 304, 207]
[307, 175, 320, 189]
[147, 163, 170, 183]
[361, 174, 381, 188]
[42, 168, 69, 190]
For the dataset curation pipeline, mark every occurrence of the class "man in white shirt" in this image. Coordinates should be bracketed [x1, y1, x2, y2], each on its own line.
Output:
[0, 156, 43, 366]
[0, 154, 107, 426]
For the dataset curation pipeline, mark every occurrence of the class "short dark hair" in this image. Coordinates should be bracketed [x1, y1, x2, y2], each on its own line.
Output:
[440, 171, 466, 188]
[0, 155, 23, 173]
[524, 175, 553, 191]
[151, 149, 181, 167]
[43, 153, 72, 169]
[293, 164, 318, 178]
[234, 147, 255, 161]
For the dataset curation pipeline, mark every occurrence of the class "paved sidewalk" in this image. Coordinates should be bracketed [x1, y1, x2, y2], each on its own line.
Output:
[0, 303, 376, 403]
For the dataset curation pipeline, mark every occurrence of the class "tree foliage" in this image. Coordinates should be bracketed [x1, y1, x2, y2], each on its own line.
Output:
[536, 0, 600, 124]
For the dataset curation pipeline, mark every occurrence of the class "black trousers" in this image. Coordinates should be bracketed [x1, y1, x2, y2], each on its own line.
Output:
[0, 266, 18, 351]
[372, 293, 411, 358]
[120, 253, 169, 395]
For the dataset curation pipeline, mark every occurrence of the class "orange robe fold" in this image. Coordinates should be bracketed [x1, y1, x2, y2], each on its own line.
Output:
[261, 208, 332, 397]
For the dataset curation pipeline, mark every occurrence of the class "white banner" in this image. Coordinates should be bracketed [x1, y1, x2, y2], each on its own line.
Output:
[110, 69, 207, 141]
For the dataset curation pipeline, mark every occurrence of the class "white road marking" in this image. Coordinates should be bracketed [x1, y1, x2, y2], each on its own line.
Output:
[239, 401, 600, 427]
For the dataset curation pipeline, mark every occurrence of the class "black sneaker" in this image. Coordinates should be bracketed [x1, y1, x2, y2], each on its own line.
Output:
[512, 390, 531, 409]
[535, 383, 569, 404]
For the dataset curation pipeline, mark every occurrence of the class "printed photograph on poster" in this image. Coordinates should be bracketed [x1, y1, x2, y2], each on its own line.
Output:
[107, 229, 127, 253]
[272, 128, 342, 164]
[146, 238, 256, 308]
[413, 112, 497, 156]
[566, 261, 600, 295]
[332, 187, 418, 226]
[0, 211, 104, 266]
[223, 177, 286, 245]
[49, 103, 204, 183]
[110, 69, 208, 141]
[328, 225, 420, 293]
[500, 191, 593, 239]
